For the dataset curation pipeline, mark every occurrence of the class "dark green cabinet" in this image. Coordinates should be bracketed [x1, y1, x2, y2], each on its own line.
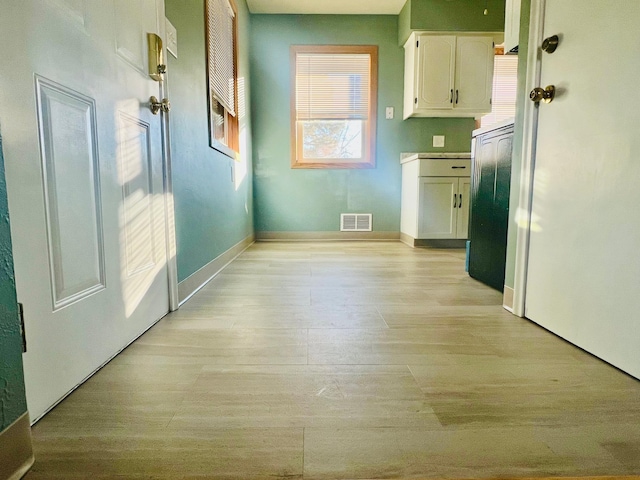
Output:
[469, 123, 513, 291]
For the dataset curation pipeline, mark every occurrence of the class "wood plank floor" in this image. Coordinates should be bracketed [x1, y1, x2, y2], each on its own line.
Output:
[25, 242, 640, 479]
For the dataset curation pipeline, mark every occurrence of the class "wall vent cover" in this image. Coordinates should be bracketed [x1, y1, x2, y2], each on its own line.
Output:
[340, 214, 372, 232]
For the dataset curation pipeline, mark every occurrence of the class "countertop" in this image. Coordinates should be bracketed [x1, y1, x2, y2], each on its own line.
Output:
[400, 152, 471, 165]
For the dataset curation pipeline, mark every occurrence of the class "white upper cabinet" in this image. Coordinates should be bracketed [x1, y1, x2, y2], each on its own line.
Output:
[403, 32, 495, 119]
[504, 0, 521, 53]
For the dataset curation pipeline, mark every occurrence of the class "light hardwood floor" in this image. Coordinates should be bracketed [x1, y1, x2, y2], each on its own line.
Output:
[25, 242, 640, 479]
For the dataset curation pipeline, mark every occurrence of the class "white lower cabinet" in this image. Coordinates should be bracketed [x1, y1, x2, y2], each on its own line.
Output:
[418, 177, 470, 239]
[401, 154, 471, 245]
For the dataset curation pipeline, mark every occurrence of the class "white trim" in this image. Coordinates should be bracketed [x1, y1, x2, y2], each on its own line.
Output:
[159, 77, 179, 312]
[178, 234, 255, 305]
[256, 231, 400, 241]
[502, 285, 515, 313]
[511, 0, 545, 318]
[0, 413, 34, 480]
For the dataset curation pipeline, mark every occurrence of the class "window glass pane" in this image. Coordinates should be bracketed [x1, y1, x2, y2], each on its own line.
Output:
[302, 120, 363, 159]
[211, 97, 226, 145]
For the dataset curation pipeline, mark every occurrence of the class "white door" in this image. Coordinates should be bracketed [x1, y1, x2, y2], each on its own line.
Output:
[418, 177, 457, 239]
[525, 0, 640, 378]
[417, 35, 456, 110]
[0, 0, 171, 419]
[454, 36, 494, 113]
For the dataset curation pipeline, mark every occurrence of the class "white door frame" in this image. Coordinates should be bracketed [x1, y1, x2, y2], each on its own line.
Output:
[159, 71, 179, 312]
[511, 0, 546, 317]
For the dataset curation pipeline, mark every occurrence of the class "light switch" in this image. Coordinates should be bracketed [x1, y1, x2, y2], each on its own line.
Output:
[433, 135, 445, 148]
[385, 107, 394, 119]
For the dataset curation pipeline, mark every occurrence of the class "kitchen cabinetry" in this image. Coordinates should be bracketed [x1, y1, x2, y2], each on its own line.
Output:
[468, 120, 513, 291]
[504, 0, 521, 53]
[418, 176, 470, 239]
[403, 33, 495, 119]
[401, 153, 471, 246]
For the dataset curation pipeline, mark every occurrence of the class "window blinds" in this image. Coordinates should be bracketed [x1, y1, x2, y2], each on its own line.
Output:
[481, 54, 518, 127]
[207, 0, 236, 116]
[295, 53, 371, 121]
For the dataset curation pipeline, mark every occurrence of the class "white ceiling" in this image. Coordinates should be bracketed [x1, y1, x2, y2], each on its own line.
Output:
[246, 0, 408, 15]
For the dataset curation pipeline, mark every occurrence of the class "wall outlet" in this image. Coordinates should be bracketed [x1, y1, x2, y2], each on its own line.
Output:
[385, 107, 394, 119]
[433, 135, 445, 148]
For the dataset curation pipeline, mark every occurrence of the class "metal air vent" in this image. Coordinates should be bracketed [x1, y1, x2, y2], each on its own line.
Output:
[340, 214, 372, 232]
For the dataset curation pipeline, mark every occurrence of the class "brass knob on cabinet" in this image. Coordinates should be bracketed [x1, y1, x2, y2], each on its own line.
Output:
[529, 85, 556, 104]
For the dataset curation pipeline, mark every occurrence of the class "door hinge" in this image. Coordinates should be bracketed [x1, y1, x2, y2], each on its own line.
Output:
[18, 302, 27, 353]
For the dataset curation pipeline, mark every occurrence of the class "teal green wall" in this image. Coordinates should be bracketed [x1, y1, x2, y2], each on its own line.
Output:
[0, 133, 28, 431]
[250, 15, 475, 234]
[399, 0, 506, 45]
[504, 0, 530, 288]
[398, 1, 412, 45]
[166, 0, 254, 282]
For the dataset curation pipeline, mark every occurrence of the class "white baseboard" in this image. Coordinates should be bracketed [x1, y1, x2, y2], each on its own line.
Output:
[0, 413, 34, 480]
[503, 285, 516, 314]
[256, 231, 400, 241]
[178, 234, 255, 304]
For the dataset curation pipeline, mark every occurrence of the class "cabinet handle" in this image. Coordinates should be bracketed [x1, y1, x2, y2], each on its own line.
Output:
[450, 89, 453, 103]
[451, 166, 466, 169]
[458, 194, 463, 208]
[455, 90, 459, 104]
[453, 193, 458, 208]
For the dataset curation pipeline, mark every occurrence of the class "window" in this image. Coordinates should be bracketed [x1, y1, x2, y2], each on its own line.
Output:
[206, 0, 239, 156]
[291, 45, 378, 169]
[480, 49, 519, 127]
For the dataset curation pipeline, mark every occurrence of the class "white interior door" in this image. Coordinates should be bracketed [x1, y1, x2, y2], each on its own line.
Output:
[0, 0, 171, 420]
[525, 0, 640, 378]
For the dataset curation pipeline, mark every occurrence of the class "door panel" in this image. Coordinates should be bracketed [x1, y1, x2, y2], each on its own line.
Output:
[454, 36, 494, 112]
[36, 78, 106, 308]
[418, 177, 457, 239]
[0, 0, 170, 419]
[525, 0, 640, 378]
[417, 36, 455, 110]
[456, 178, 470, 239]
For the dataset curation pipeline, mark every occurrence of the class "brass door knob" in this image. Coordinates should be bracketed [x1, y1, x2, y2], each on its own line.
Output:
[149, 96, 171, 115]
[529, 85, 556, 104]
[541, 35, 559, 54]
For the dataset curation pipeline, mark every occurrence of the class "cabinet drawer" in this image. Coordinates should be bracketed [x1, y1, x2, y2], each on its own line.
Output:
[419, 159, 471, 177]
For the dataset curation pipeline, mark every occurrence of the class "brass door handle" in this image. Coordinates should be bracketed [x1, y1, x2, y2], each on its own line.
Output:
[150, 96, 171, 115]
[529, 85, 556, 104]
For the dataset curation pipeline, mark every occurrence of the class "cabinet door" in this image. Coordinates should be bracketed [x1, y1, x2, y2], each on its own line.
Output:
[416, 35, 456, 110]
[456, 177, 471, 239]
[454, 36, 494, 113]
[418, 177, 457, 239]
[504, 0, 522, 53]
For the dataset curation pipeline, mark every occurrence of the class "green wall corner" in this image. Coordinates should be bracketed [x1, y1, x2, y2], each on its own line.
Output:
[0, 132, 28, 432]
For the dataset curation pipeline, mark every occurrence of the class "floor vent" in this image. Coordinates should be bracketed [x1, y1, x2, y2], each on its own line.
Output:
[340, 214, 372, 232]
